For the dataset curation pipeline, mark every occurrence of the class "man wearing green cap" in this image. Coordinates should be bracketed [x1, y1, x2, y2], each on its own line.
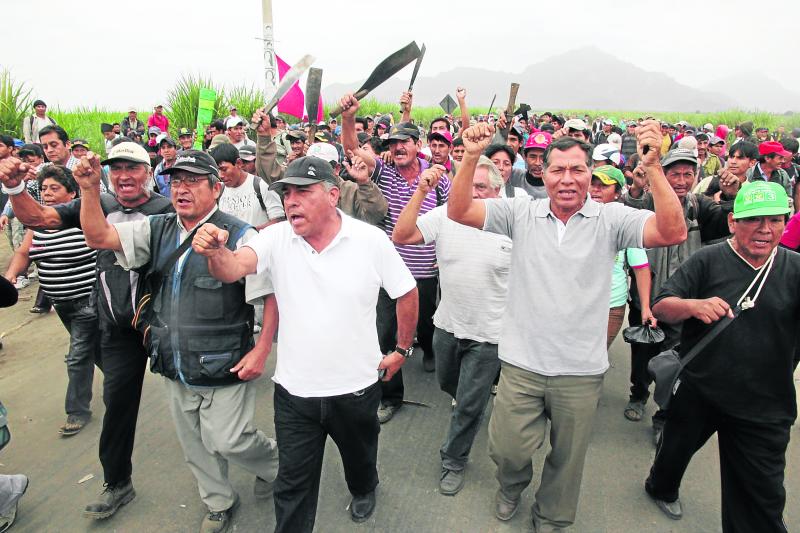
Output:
[645, 181, 800, 530]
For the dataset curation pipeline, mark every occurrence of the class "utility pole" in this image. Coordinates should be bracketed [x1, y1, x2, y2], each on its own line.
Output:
[261, 0, 277, 99]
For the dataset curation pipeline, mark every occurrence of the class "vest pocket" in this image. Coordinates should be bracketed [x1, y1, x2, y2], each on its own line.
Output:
[193, 276, 224, 319]
[185, 330, 243, 380]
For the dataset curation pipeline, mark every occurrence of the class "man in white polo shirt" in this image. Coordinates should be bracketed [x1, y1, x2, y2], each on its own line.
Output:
[191, 156, 418, 533]
[447, 121, 687, 531]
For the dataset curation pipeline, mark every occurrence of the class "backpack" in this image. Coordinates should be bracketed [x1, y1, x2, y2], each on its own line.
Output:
[29, 114, 56, 132]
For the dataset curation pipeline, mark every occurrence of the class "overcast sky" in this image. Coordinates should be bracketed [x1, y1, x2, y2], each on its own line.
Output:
[4, 0, 798, 111]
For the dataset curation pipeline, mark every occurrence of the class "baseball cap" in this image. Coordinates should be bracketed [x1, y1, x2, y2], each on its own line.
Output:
[732, 181, 790, 220]
[661, 148, 698, 168]
[314, 130, 334, 143]
[177, 127, 193, 138]
[306, 142, 340, 164]
[154, 104, 164, 109]
[524, 131, 552, 151]
[161, 150, 220, 180]
[238, 145, 256, 161]
[703, 123, 713, 131]
[387, 122, 420, 141]
[510, 124, 526, 139]
[428, 130, 453, 145]
[226, 116, 245, 129]
[148, 126, 161, 136]
[101, 141, 151, 166]
[592, 143, 621, 165]
[602, 119, 614, 126]
[564, 118, 588, 131]
[709, 136, 725, 145]
[71, 139, 89, 149]
[156, 134, 177, 147]
[758, 141, 792, 158]
[592, 165, 625, 189]
[229, 105, 237, 111]
[357, 132, 371, 145]
[269, 156, 337, 192]
[286, 130, 307, 142]
[32, 99, 46, 108]
[128, 106, 137, 113]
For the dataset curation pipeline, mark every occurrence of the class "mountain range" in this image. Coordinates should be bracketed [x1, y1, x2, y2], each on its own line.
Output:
[322, 47, 798, 114]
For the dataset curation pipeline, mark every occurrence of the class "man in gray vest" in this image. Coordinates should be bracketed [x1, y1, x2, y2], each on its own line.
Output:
[71, 150, 278, 533]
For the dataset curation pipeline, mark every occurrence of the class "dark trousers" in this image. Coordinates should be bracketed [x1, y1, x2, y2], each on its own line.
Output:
[376, 276, 438, 407]
[97, 326, 148, 486]
[52, 296, 99, 418]
[627, 304, 673, 425]
[34, 286, 52, 311]
[646, 381, 791, 533]
[273, 382, 381, 533]
[433, 328, 500, 471]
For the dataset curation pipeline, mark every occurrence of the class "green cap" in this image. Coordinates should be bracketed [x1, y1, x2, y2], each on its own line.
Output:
[732, 181, 791, 220]
[591, 165, 625, 189]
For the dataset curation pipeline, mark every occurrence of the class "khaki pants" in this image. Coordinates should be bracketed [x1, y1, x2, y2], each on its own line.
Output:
[488, 363, 603, 532]
[165, 378, 279, 512]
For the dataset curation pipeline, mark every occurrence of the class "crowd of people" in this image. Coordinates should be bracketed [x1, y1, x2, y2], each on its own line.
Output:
[0, 86, 798, 533]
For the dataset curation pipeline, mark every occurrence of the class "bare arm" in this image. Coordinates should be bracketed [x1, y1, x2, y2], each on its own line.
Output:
[73, 154, 123, 251]
[0, 158, 63, 228]
[378, 286, 419, 381]
[637, 120, 688, 248]
[339, 94, 376, 174]
[653, 296, 733, 325]
[229, 294, 278, 381]
[457, 87, 469, 132]
[4, 230, 32, 281]
[631, 265, 656, 325]
[447, 124, 495, 229]
[392, 165, 444, 245]
[400, 91, 412, 123]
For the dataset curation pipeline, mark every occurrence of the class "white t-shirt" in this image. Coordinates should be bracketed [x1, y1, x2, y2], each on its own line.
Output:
[218, 174, 284, 227]
[245, 212, 416, 397]
[417, 205, 512, 344]
[232, 138, 256, 149]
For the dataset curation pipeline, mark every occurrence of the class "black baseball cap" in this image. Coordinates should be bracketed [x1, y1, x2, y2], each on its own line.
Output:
[269, 156, 337, 193]
[387, 122, 420, 141]
[286, 130, 307, 142]
[177, 127, 193, 137]
[314, 130, 334, 143]
[162, 150, 220, 180]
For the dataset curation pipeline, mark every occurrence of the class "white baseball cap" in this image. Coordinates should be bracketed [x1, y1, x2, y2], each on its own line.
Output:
[226, 116, 244, 129]
[101, 142, 150, 166]
[306, 142, 340, 164]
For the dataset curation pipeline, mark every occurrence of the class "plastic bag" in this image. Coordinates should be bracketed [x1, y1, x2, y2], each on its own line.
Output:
[622, 325, 665, 345]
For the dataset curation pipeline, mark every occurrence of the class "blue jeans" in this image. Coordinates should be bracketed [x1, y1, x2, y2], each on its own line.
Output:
[52, 295, 99, 419]
[433, 327, 500, 471]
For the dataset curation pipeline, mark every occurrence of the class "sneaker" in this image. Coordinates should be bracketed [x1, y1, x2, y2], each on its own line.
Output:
[439, 468, 465, 496]
[349, 491, 376, 523]
[200, 496, 239, 533]
[645, 486, 682, 520]
[253, 324, 262, 333]
[494, 490, 519, 521]
[29, 306, 49, 314]
[83, 479, 136, 519]
[0, 475, 28, 533]
[624, 400, 645, 422]
[60, 415, 90, 437]
[490, 384, 498, 396]
[14, 277, 29, 290]
[377, 403, 400, 424]
[254, 476, 274, 499]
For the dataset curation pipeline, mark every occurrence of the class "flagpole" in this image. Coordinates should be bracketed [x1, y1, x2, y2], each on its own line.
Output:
[261, 0, 277, 102]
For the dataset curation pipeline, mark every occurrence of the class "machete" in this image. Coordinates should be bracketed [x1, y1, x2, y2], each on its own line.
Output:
[329, 41, 422, 117]
[263, 54, 315, 114]
[487, 94, 496, 116]
[305, 67, 323, 141]
[505, 83, 520, 120]
[408, 43, 426, 92]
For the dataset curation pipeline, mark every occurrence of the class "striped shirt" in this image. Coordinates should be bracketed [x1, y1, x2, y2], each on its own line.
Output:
[28, 227, 97, 301]
[371, 158, 451, 279]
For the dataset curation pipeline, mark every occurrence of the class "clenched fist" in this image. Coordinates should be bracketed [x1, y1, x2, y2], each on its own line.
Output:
[462, 123, 495, 156]
[191, 223, 230, 257]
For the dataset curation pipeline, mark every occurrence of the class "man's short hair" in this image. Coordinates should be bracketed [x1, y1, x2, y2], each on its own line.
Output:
[37, 165, 78, 195]
[779, 137, 799, 155]
[543, 137, 592, 169]
[729, 141, 758, 160]
[452, 137, 464, 148]
[209, 143, 240, 166]
[210, 119, 226, 132]
[38, 125, 69, 144]
[366, 137, 384, 154]
[355, 117, 369, 131]
[0, 134, 14, 148]
[484, 143, 516, 163]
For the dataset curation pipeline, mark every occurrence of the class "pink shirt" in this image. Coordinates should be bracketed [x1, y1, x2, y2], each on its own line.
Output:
[148, 114, 169, 133]
[780, 211, 800, 250]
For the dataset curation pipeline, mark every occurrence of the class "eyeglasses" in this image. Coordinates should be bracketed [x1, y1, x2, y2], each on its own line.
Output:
[170, 174, 211, 185]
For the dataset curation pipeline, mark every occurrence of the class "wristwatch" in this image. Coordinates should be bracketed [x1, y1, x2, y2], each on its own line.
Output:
[394, 345, 414, 358]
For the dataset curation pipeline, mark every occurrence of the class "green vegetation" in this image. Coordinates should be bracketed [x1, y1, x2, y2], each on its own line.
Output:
[0, 68, 32, 138]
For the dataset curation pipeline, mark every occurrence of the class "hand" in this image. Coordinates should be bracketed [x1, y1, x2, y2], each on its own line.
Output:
[252, 107, 276, 137]
[636, 119, 662, 167]
[496, 113, 508, 131]
[718, 164, 741, 198]
[339, 93, 360, 118]
[456, 87, 466, 101]
[230, 346, 270, 381]
[191, 223, 229, 257]
[641, 307, 658, 328]
[629, 165, 648, 197]
[71, 152, 104, 190]
[690, 297, 734, 324]
[380, 151, 394, 165]
[399, 91, 413, 113]
[286, 151, 301, 164]
[0, 215, 8, 230]
[552, 126, 568, 140]
[461, 123, 495, 156]
[343, 151, 371, 184]
[417, 165, 446, 194]
[0, 157, 28, 189]
[378, 352, 406, 381]
[23, 165, 38, 182]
